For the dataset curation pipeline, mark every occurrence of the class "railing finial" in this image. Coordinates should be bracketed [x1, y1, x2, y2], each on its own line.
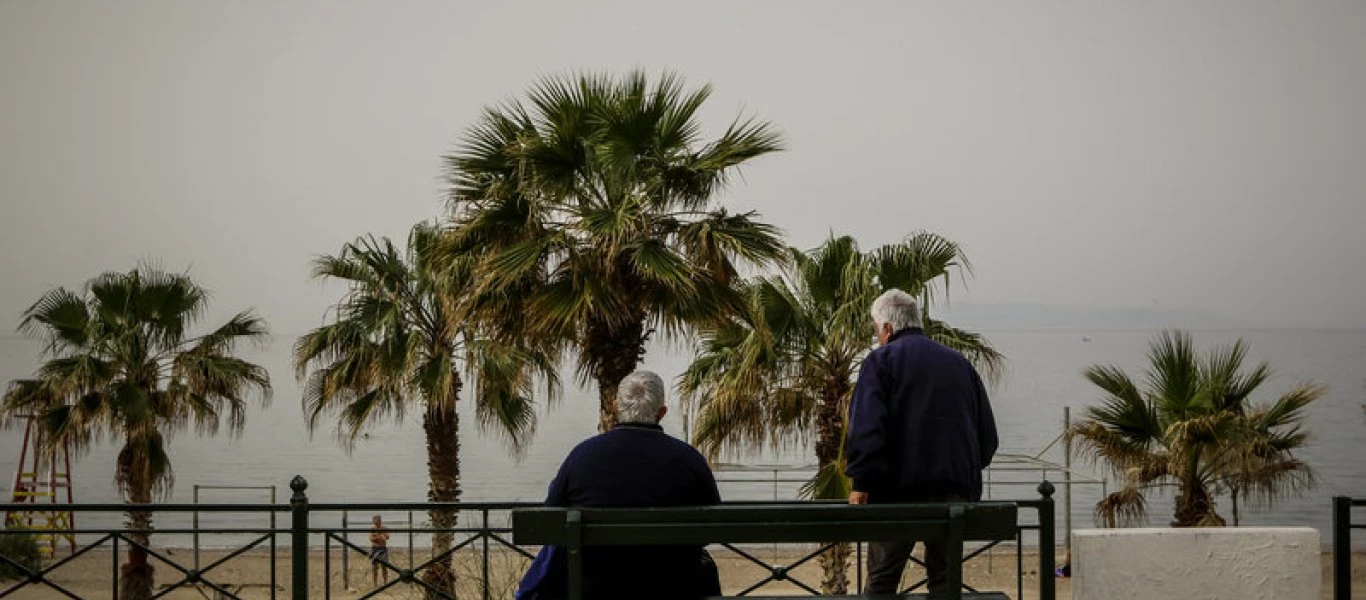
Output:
[1038, 480, 1055, 499]
[290, 475, 308, 499]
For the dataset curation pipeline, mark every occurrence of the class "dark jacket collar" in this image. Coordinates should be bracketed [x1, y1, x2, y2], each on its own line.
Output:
[614, 422, 663, 431]
[887, 327, 926, 344]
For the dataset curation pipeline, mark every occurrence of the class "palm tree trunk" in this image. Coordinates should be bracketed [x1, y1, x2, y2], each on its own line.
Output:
[1231, 486, 1240, 526]
[1173, 482, 1225, 527]
[815, 380, 850, 594]
[585, 314, 648, 432]
[421, 404, 462, 599]
[119, 452, 155, 600]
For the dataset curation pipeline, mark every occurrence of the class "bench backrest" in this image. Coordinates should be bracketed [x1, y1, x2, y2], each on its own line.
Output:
[512, 502, 1020, 600]
[512, 502, 1018, 546]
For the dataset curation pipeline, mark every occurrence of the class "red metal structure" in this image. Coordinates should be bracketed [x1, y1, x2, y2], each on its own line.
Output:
[6, 416, 76, 556]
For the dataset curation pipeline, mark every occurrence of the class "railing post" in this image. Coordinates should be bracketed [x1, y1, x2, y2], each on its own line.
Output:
[193, 484, 200, 572]
[1038, 480, 1056, 600]
[483, 508, 492, 600]
[1334, 496, 1350, 600]
[342, 510, 349, 590]
[290, 476, 309, 600]
[270, 486, 279, 595]
[1063, 406, 1072, 556]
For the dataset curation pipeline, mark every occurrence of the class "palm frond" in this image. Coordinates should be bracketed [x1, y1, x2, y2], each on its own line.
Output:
[464, 337, 562, 456]
[1146, 330, 1205, 419]
[1066, 420, 1161, 478]
[1095, 485, 1149, 527]
[925, 318, 1005, 385]
[799, 461, 852, 501]
[18, 288, 91, 355]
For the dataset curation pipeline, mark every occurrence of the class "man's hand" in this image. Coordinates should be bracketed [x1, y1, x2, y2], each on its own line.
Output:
[849, 490, 869, 505]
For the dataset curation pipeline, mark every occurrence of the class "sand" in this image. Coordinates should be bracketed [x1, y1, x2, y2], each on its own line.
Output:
[4, 545, 1365, 599]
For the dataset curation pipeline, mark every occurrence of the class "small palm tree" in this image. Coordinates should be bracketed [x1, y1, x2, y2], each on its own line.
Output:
[294, 222, 558, 598]
[679, 233, 1002, 593]
[1, 266, 271, 600]
[1068, 330, 1322, 527]
[445, 70, 788, 432]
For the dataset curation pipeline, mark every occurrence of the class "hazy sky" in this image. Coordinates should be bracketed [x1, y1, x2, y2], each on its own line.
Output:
[3, 1, 1365, 333]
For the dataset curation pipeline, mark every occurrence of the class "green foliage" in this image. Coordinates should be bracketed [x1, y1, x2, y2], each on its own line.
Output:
[0, 265, 268, 599]
[683, 232, 998, 595]
[1, 266, 272, 500]
[680, 232, 1003, 460]
[1069, 330, 1323, 527]
[444, 70, 787, 427]
[294, 221, 561, 454]
[0, 528, 41, 582]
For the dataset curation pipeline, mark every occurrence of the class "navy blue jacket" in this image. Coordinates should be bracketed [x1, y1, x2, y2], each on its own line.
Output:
[525, 423, 720, 600]
[545, 423, 721, 508]
[844, 328, 998, 501]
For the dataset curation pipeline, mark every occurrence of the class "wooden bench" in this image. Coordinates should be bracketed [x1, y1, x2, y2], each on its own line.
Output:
[512, 502, 1020, 600]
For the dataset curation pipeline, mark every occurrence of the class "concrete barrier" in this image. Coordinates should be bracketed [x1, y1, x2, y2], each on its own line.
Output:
[1072, 527, 1320, 600]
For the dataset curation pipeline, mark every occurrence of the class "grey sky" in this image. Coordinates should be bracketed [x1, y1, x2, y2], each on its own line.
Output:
[3, 1, 1365, 332]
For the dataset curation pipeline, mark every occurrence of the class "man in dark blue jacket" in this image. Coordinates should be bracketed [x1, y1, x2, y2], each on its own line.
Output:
[844, 289, 998, 596]
[517, 370, 721, 600]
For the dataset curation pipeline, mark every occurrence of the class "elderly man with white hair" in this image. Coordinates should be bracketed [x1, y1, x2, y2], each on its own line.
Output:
[516, 371, 721, 600]
[844, 288, 999, 596]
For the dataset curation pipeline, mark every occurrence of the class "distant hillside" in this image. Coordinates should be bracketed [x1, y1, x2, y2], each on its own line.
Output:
[934, 303, 1247, 331]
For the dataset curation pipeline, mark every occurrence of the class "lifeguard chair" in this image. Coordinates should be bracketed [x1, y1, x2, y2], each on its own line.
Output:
[6, 416, 76, 556]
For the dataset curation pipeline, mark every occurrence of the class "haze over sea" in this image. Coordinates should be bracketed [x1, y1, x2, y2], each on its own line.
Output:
[2, 322, 1362, 547]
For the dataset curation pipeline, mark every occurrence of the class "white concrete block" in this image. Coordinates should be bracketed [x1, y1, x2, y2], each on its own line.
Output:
[1071, 527, 1320, 600]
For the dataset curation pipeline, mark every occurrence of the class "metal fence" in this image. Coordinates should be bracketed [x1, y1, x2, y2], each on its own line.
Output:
[0, 475, 1057, 599]
[1334, 496, 1364, 600]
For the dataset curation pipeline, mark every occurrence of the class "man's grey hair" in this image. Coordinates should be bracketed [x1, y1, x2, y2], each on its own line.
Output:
[617, 370, 666, 424]
[871, 289, 923, 333]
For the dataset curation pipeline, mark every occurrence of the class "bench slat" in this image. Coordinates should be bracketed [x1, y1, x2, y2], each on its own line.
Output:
[703, 594, 1010, 600]
[527, 520, 954, 545]
[513, 503, 1017, 546]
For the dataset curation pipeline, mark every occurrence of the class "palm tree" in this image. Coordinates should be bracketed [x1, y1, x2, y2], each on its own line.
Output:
[1, 266, 271, 600]
[1068, 330, 1322, 527]
[444, 70, 787, 432]
[294, 222, 558, 598]
[678, 233, 1003, 593]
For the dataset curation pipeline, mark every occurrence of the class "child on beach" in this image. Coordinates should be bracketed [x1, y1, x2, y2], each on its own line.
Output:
[370, 515, 390, 587]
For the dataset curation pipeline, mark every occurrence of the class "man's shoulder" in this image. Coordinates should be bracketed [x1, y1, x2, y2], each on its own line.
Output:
[887, 332, 970, 363]
[660, 432, 710, 460]
[567, 427, 698, 454]
[563, 430, 616, 458]
[622, 427, 706, 457]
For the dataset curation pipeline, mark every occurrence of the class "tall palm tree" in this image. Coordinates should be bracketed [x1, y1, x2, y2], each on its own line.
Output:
[444, 70, 787, 431]
[1, 267, 272, 600]
[679, 233, 1003, 593]
[294, 222, 558, 598]
[1068, 330, 1322, 527]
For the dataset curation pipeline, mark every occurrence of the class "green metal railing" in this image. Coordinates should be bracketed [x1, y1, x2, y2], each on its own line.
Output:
[1334, 496, 1364, 600]
[310, 500, 540, 599]
[0, 475, 1055, 599]
[0, 501, 288, 598]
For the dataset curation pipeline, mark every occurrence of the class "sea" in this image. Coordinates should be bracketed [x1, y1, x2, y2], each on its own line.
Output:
[1, 329, 1363, 549]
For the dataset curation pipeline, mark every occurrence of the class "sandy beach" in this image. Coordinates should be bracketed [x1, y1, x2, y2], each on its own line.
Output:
[4, 545, 1365, 599]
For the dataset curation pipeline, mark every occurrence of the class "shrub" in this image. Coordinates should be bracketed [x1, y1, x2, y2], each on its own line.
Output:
[0, 527, 41, 581]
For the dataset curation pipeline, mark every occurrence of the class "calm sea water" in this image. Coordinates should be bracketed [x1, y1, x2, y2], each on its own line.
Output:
[1, 329, 1363, 547]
